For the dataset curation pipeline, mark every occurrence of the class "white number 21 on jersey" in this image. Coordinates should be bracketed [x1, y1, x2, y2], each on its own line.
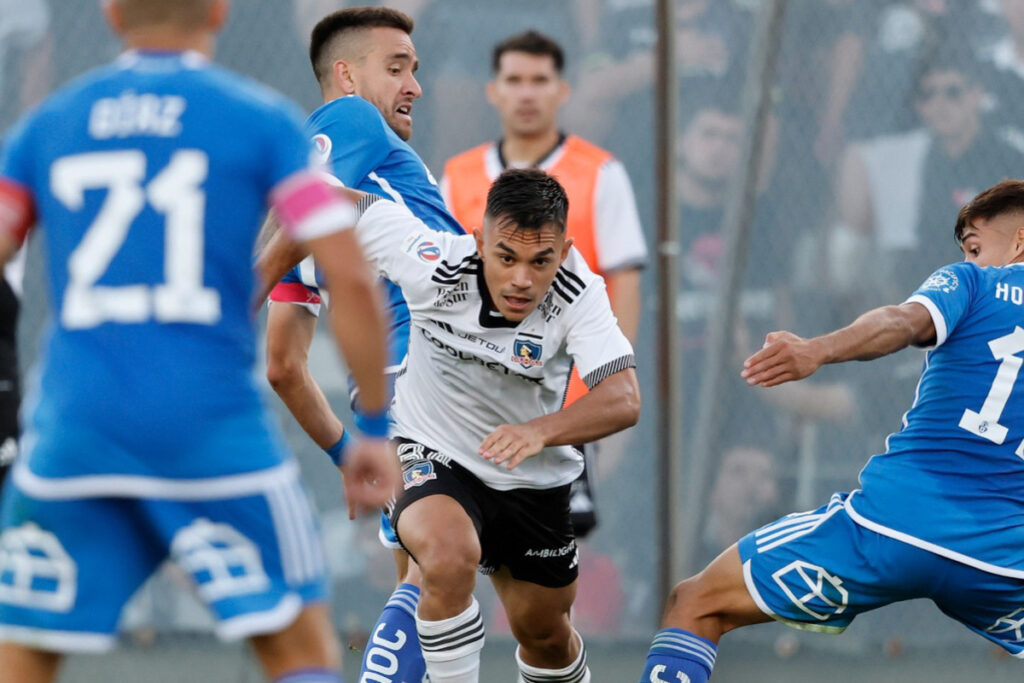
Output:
[959, 326, 1024, 458]
[51, 149, 220, 329]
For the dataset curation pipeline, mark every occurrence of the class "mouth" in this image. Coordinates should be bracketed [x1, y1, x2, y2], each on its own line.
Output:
[396, 103, 413, 121]
[502, 294, 532, 312]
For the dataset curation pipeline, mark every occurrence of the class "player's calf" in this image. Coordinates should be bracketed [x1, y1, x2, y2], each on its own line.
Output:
[250, 605, 342, 681]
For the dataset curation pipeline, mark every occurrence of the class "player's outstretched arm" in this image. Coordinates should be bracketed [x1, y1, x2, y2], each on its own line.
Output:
[480, 368, 641, 470]
[742, 301, 936, 388]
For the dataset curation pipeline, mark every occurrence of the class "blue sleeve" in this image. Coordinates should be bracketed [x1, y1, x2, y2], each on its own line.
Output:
[0, 114, 36, 188]
[311, 97, 390, 187]
[265, 100, 317, 190]
[906, 262, 979, 346]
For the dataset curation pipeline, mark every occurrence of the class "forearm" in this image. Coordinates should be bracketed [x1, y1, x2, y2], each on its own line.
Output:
[276, 364, 345, 449]
[816, 305, 919, 364]
[531, 369, 640, 447]
[255, 222, 309, 305]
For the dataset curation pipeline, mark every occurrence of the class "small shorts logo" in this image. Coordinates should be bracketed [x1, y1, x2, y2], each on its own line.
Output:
[417, 242, 441, 262]
[920, 268, 959, 294]
[403, 461, 437, 489]
[311, 133, 332, 162]
[512, 338, 543, 368]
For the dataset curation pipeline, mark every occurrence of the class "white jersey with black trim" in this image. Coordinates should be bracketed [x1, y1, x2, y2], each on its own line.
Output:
[354, 196, 636, 490]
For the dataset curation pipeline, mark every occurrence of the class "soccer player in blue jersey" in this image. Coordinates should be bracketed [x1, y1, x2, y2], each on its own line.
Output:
[640, 179, 1024, 682]
[259, 7, 465, 682]
[0, 1, 399, 682]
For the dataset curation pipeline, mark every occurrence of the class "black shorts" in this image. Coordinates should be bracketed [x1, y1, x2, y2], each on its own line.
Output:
[389, 438, 578, 589]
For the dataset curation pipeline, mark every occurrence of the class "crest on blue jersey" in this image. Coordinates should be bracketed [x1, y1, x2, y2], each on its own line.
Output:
[311, 133, 332, 162]
[416, 242, 441, 262]
[512, 338, 543, 368]
[403, 461, 436, 489]
[920, 268, 959, 294]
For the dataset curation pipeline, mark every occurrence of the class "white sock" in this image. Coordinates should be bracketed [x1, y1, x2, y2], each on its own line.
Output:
[416, 596, 485, 683]
[516, 630, 590, 683]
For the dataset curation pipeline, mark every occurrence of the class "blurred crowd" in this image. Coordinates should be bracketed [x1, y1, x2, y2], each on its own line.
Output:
[3, 0, 1024, 643]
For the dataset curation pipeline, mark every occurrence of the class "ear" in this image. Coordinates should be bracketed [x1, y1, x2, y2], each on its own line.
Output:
[102, 0, 124, 34]
[474, 227, 485, 257]
[209, 0, 229, 32]
[557, 78, 571, 107]
[333, 59, 358, 96]
[485, 80, 498, 108]
[1015, 225, 1024, 255]
[559, 236, 574, 263]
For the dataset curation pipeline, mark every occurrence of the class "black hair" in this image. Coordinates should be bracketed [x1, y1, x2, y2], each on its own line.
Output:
[309, 7, 414, 84]
[954, 180, 1024, 244]
[491, 30, 564, 74]
[485, 169, 568, 233]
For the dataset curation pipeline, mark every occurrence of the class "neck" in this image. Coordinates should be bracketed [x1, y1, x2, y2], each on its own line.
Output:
[501, 128, 561, 166]
[678, 169, 726, 209]
[940, 118, 979, 159]
[123, 27, 213, 58]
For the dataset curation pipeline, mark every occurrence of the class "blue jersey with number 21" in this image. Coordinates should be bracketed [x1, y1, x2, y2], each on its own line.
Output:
[0, 51, 317, 484]
[849, 261, 1024, 577]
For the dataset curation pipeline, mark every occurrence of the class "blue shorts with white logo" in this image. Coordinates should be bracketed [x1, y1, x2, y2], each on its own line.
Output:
[738, 492, 1024, 657]
[0, 467, 327, 653]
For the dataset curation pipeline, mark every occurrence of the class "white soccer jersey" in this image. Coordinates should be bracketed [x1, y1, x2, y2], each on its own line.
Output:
[354, 196, 636, 490]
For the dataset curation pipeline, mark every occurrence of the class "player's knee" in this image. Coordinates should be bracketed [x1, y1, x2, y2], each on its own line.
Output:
[415, 541, 478, 599]
[664, 575, 720, 628]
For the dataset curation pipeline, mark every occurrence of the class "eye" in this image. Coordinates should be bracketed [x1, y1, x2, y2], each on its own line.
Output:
[499, 254, 514, 264]
[389, 67, 401, 75]
[533, 258, 551, 267]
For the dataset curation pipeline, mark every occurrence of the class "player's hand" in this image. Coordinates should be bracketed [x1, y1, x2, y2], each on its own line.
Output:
[339, 437, 399, 519]
[741, 331, 823, 387]
[479, 423, 545, 470]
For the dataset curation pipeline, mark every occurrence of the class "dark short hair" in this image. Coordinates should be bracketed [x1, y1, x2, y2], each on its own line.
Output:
[913, 47, 981, 95]
[954, 180, 1024, 243]
[309, 7, 414, 84]
[485, 169, 568, 233]
[492, 30, 564, 74]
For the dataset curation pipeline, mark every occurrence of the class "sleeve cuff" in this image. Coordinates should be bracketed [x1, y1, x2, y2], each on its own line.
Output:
[582, 354, 636, 389]
[905, 294, 948, 347]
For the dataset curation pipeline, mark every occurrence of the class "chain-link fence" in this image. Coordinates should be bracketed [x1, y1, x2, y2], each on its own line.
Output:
[3, 0, 1024, 681]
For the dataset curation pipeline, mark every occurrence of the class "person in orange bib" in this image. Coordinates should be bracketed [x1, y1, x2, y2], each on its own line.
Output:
[442, 29, 647, 537]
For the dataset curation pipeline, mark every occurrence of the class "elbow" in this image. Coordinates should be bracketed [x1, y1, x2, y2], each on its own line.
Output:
[265, 343, 306, 395]
[617, 378, 642, 430]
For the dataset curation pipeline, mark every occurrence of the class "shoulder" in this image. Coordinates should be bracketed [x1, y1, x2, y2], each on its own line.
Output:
[550, 248, 601, 307]
[564, 135, 615, 165]
[308, 96, 389, 139]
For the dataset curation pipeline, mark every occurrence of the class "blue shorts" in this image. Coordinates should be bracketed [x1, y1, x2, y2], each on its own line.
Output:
[739, 492, 1024, 657]
[0, 466, 327, 653]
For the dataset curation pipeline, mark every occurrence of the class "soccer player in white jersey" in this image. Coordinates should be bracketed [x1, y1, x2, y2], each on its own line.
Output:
[0, 1, 398, 682]
[340, 168, 641, 683]
[639, 180, 1024, 682]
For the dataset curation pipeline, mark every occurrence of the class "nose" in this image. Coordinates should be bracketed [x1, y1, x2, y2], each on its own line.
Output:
[510, 264, 532, 289]
[406, 73, 422, 99]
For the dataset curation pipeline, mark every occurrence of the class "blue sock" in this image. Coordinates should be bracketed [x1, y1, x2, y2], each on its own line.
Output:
[275, 668, 342, 683]
[359, 583, 427, 682]
[639, 628, 717, 683]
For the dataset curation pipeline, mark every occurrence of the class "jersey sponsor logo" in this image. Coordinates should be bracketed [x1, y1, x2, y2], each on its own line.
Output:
[986, 607, 1024, 643]
[0, 523, 77, 612]
[771, 560, 848, 622]
[512, 338, 543, 368]
[538, 291, 564, 322]
[524, 539, 576, 559]
[421, 328, 542, 384]
[920, 268, 959, 294]
[434, 281, 471, 308]
[312, 133, 332, 162]
[403, 461, 437, 489]
[416, 241, 441, 262]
